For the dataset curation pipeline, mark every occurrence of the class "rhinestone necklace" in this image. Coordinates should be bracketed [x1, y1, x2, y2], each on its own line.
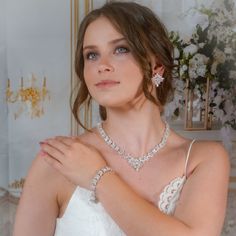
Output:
[97, 121, 170, 171]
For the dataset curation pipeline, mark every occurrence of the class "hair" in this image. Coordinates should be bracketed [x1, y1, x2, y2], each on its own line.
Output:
[71, 1, 174, 132]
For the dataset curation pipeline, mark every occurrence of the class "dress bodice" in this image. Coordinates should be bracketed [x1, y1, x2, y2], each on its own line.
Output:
[54, 139, 196, 236]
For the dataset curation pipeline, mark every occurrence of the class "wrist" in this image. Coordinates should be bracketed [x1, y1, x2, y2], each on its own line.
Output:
[90, 166, 114, 203]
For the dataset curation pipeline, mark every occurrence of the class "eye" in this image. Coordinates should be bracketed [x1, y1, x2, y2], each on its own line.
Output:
[85, 52, 98, 60]
[115, 46, 129, 54]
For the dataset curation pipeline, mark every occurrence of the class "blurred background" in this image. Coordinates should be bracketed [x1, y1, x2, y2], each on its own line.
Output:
[0, 0, 235, 235]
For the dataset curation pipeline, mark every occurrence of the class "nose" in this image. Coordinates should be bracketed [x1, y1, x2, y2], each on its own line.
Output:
[97, 57, 114, 73]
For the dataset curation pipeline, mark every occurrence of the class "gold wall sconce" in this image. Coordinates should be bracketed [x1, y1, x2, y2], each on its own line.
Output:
[6, 74, 50, 119]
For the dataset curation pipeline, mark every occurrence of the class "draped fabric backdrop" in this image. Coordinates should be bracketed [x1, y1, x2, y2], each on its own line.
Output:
[0, 0, 235, 235]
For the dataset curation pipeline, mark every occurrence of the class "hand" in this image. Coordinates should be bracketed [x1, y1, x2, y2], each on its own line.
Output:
[39, 136, 107, 189]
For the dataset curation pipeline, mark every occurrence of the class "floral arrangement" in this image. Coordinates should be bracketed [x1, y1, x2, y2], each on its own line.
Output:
[166, 0, 236, 131]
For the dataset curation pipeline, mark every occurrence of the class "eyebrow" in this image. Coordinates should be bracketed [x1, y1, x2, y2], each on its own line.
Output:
[83, 37, 127, 51]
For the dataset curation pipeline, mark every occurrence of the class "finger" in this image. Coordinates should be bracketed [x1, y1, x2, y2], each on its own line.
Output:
[54, 136, 77, 146]
[55, 136, 86, 148]
[43, 138, 71, 154]
[40, 142, 65, 162]
[41, 152, 63, 171]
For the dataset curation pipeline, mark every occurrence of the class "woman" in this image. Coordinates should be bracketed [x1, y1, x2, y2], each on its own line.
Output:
[13, 2, 230, 236]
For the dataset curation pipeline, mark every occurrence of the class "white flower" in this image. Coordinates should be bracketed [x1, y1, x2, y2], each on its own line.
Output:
[174, 60, 179, 65]
[217, 88, 226, 97]
[173, 78, 185, 90]
[224, 99, 234, 116]
[173, 47, 180, 59]
[164, 100, 177, 119]
[183, 44, 198, 56]
[211, 62, 218, 75]
[209, 25, 233, 44]
[214, 109, 224, 120]
[215, 10, 227, 25]
[179, 68, 185, 77]
[213, 94, 222, 106]
[182, 36, 191, 44]
[188, 53, 209, 79]
[198, 43, 205, 48]
[196, 65, 207, 77]
[233, 25, 236, 33]
[229, 70, 236, 78]
[224, 47, 232, 54]
[182, 65, 188, 71]
[211, 81, 219, 90]
[188, 69, 198, 79]
[213, 48, 226, 64]
[164, 88, 184, 120]
[179, 64, 188, 77]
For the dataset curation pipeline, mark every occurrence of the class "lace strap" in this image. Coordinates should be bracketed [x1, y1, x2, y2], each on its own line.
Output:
[184, 139, 196, 177]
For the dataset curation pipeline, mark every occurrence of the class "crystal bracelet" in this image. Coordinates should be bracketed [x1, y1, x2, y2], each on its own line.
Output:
[90, 166, 113, 203]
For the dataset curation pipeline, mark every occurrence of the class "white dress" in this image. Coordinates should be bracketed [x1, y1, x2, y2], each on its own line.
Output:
[54, 140, 196, 236]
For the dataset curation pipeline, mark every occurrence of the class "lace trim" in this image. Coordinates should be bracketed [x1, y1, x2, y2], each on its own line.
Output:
[157, 176, 186, 215]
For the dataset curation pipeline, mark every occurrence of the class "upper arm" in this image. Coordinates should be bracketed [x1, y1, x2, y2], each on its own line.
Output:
[13, 153, 61, 236]
[174, 141, 230, 236]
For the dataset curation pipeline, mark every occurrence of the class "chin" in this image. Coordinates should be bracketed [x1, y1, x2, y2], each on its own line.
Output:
[93, 96, 131, 109]
[95, 100, 122, 108]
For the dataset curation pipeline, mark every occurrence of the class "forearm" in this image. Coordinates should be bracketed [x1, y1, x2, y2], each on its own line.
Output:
[96, 172, 196, 236]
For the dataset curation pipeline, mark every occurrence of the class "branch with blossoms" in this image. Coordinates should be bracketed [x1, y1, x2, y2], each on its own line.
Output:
[166, 0, 236, 130]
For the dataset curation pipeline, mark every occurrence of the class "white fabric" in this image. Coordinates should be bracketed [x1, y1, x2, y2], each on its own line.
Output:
[54, 186, 126, 236]
[158, 175, 186, 215]
[157, 139, 196, 215]
[54, 139, 196, 236]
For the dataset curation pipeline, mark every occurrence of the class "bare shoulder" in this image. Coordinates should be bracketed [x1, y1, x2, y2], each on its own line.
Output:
[14, 152, 74, 235]
[78, 127, 99, 144]
[192, 140, 230, 171]
[19, 152, 73, 210]
[174, 140, 230, 235]
[25, 152, 68, 191]
[76, 127, 105, 153]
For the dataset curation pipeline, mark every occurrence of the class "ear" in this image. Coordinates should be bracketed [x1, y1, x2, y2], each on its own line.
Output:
[153, 65, 165, 77]
[150, 56, 165, 77]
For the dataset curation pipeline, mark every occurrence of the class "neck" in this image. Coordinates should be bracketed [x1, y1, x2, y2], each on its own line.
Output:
[98, 97, 168, 156]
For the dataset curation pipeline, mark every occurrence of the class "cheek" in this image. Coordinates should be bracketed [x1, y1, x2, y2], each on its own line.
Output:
[114, 60, 144, 100]
[120, 55, 142, 76]
[83, 63, 97, 89]
[119, 60, 144, 85]
[84, 63, 94, 79]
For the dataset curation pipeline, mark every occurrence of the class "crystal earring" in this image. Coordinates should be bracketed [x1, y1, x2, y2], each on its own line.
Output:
[151, 73, 164, 87]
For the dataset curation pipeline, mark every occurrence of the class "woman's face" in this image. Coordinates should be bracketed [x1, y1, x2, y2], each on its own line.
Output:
[83, 17, 146, 109]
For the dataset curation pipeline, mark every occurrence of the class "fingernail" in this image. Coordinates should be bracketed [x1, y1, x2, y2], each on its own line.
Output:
[39, 151, 46, 156]
[40, 140, 49, 145]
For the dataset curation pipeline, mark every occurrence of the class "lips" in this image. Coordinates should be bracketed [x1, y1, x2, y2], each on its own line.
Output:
[95, 80, 120, 86]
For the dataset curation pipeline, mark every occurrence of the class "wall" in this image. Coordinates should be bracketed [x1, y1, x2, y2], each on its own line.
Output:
[6, 0, 71, 188]
[0, 0, 9, 193]
[1, 1, 72, 234]
[0, 1, 9, 234]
